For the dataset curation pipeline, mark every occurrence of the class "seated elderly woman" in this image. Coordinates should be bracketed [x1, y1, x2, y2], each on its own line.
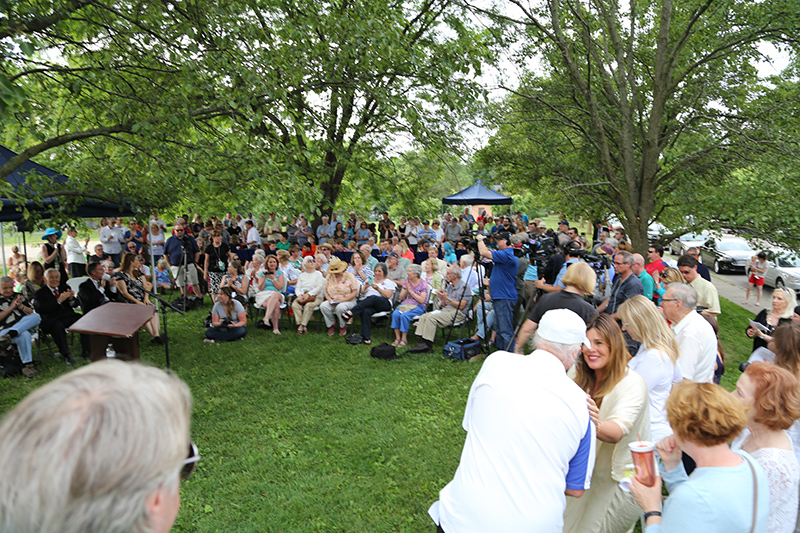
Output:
[154, 259, 173, 290]
[320, 258, 359, 336]
[421, 258, 443, 291]
[292, 256, 326, 334]
[204, 287, 247, 344]
[731, 362, 800, 533]
[341, 263, 396, 344]
[390, 264, 429, 347]
[630, 381, 770, 532]
[254, 255, 285, 334]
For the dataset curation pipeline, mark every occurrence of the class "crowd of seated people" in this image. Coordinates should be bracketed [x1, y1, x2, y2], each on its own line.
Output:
[10, 210, 800, 533]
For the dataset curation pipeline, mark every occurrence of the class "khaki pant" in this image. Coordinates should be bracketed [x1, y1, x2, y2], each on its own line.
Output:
[292, 296, 323, 326]
[415, 307, 465, 342]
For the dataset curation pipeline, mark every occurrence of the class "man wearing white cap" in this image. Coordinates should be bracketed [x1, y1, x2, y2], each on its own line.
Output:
[429, 309, 596, 533]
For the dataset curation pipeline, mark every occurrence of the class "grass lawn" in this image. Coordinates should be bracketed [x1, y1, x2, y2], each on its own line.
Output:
[0, 294, 758, 532]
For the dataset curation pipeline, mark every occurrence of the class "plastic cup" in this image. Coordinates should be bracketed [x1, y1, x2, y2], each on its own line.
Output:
[629, 441, 656, 487]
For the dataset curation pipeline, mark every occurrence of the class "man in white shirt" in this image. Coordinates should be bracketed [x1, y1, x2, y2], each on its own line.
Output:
[429, 309, 596, 532]
[243, 220, 261, 249]
[100, 218, 124, 266]
[661, 283, 717, 382]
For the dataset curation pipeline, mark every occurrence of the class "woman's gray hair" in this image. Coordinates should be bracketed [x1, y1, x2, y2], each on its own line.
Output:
[374, 263, 388, 276]
[408, 264, 422, 277]
[0, 360, 192, 533]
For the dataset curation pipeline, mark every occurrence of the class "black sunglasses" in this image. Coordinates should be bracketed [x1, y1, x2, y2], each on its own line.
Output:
[181, 442, 200, 480]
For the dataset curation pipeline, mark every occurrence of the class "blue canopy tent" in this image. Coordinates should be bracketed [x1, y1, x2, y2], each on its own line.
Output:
[441, 179, 513, 206]
[0, 145, 135, 222]
[0, 145, 136, 270]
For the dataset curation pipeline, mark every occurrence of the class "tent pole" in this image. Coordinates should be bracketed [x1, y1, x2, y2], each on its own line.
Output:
[0, 224, 5, 276]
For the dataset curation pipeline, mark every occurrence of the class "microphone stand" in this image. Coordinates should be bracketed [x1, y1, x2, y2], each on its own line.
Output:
[130, 276, 184, 371]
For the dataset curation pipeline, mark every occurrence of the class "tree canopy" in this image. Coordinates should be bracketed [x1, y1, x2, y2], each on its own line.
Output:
[472, 0, 800, 251]
[0, 0, 490, 220]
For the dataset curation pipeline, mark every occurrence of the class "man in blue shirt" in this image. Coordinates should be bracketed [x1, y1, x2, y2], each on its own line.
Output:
[164, 223, 202, 302]
[418, 220, 436, 243]
[477, 231, 519, 352]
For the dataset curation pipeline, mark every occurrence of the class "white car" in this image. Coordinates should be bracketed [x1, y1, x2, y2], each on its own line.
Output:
[764, 251, 800, 294]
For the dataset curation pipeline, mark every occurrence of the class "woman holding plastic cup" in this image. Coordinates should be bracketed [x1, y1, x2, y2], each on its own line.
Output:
[631, 382, 769, 532]
[563, 314, 650, 533]
[731, 362, 800, 533]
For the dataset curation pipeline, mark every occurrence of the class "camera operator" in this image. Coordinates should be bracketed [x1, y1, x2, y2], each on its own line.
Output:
[164, 223, 203, 304]
[535, 240, 583, 294]
[477, 231, 519, 352]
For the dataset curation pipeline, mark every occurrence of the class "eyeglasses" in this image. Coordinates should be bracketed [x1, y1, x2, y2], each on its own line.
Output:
[175, 229, 184, 233]
[613, 262, 626, 266]
[181, 442, 200, 480]
[660, 298, 678, 303]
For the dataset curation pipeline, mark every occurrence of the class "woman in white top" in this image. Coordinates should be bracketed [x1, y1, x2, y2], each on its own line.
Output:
[731, 362, 800, 533]
[618, 295, 682, 442]
[64, 227, 90, 278]
[291, 256, 325, 334]
[341, 263, 396, 344]
[148, 222, 166, 262]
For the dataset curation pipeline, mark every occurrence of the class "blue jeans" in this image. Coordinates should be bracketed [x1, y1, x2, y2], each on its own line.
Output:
[0, 312, 41, 364]
[492, 299, 515, 352]
[474, 302, 495, 340]
[205, 326, 247, 342]
[391, 305, 426, 333]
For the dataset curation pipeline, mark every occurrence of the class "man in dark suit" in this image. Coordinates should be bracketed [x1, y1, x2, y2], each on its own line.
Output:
[34, 268, 89, 363]
[78, 262, 113, 314]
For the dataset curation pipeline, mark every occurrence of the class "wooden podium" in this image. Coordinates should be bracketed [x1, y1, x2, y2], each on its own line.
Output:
[68, 303, 155, 362]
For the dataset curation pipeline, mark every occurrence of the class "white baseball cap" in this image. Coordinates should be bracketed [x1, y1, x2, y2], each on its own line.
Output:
[537, 309, 591, 348]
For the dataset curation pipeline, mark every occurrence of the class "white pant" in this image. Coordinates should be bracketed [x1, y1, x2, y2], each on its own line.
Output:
[320, 300, 357, 328]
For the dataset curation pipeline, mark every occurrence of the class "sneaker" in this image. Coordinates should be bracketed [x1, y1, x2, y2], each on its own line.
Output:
[327, 326, 335, 336]
[22, 364, 39, 378]
[203, 339, 215, 344]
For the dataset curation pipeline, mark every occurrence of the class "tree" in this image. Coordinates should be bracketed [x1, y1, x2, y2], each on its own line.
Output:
[472, 0, 800, 252]
[1, 0, 491, 221]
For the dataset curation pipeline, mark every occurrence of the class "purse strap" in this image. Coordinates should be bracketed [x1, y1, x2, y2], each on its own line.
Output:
[743, 454, 758, 533]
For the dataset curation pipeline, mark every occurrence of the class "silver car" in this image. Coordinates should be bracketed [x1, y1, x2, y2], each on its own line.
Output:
[764, 252, 800, 294]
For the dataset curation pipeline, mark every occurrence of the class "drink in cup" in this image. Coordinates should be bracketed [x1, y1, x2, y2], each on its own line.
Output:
[629, 441, 656, 487]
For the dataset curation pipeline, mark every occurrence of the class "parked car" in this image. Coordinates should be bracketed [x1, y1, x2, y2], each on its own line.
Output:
[648, 223, 667, 243]
[669, 232, 708, 257]
[699, 236, 757, 274]
[764, 251, 800, 293]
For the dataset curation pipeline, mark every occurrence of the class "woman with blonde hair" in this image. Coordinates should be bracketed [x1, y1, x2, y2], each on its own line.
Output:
[421, 258, 443, 291]
[653, 266, 683, 304]
[631, 382, 769, 532]
[618, 295, 682, 442]
[731, 362, 800, 533]
[564, 314, 649, 533]
[746, 287, 795, 352]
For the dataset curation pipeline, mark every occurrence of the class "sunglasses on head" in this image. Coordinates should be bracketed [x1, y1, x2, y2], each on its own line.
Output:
[181, 442, 200, 480]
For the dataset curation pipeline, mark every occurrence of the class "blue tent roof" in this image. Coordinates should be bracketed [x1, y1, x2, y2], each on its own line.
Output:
[442, 179, 513, 205]
[0, 145, 135, 222]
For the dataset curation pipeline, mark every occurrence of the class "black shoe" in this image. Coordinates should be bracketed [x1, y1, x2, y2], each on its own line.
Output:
[65, 354, 76, 365]
[151, 336, 163, 345]
[407, 342, 433, 354]
[7, 329, 18, 338]
[256, 322, 269, 330]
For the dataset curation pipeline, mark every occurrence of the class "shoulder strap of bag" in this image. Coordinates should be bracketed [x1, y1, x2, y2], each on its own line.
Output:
[743, 454, 758, 533]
